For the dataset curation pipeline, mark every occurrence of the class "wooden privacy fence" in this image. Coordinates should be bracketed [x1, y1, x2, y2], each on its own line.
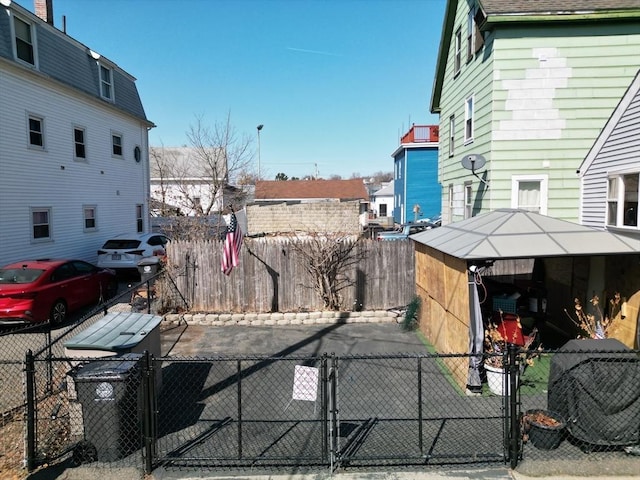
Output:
[166, 238, 415, 313]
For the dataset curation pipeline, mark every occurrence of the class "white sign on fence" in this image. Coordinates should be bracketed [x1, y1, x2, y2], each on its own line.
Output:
[292, 365, 319, 402]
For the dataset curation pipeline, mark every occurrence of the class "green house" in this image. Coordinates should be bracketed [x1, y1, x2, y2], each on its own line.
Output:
[430, 0, 640, 225]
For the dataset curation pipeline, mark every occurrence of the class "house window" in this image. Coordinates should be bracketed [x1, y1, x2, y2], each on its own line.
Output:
[511, 175, 548, 215]
[28, 114, 44, 148]
[449, 115, 455, 157]
[464, 96, 474, 143]
[13, 16, 35, 65]
[467, 6, 475, 62]
[112, 133, 123, 157]
[83, 206, 96, 231]
[74, 127, 86, 159]
[31, 207, 51, 241]
[100, 65, 113, 100]
[136, 204, 144, 233]
[380, 204, 387, 217]
[447, 184, 454, 223]
[607, 173, 639, 227]
[464, 183, 473, 219]
[454, 27, 462, 75]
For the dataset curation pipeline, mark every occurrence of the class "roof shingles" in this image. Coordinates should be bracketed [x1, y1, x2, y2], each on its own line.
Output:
[255, 179, 368, 201]
[479, 0, 640, 15]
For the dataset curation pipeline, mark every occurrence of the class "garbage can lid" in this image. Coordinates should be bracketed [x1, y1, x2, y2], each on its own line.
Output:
[64, 312, 162, 352]
[72, 353, 143, 381]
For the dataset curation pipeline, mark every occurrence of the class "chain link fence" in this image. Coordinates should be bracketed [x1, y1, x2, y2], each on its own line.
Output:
[3, 293, 640, 477]
[0, 269, 187, 477]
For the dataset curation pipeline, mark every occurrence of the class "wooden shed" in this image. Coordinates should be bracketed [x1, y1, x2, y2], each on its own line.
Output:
[411, 209, 640, 391]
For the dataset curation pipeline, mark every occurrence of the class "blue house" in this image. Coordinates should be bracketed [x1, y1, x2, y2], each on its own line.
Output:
[392, 125, 441, 224]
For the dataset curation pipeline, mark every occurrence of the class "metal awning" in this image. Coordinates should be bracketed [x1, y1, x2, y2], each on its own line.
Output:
[411, 209, 640, 260]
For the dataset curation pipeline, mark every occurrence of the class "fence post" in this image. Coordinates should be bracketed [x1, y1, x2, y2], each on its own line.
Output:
[237, 359, 243, 460]
[146, 280, 152, 314]
[329, 353, 338, 472]
[25, 350, 36, 472]
[141, 350, 157, 474]
[507, 344, 520, 468]
[321, 354, 328, 461]
[417, 356, 423, 456]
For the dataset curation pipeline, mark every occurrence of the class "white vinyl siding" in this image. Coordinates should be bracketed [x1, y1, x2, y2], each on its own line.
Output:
[0, 65, 149, 265]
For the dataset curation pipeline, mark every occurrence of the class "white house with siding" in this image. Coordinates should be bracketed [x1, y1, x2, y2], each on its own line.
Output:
[0, 0, 153, 266]
[370, 181, 394, 220]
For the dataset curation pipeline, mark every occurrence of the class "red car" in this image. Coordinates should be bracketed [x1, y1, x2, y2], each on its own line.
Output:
[0, 259, 117, 326]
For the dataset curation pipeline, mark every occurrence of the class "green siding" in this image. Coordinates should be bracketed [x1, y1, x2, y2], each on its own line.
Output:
[437, 3, 640, 223]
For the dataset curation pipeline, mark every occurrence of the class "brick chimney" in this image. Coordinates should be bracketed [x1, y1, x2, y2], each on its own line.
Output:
[34, 0, 54, 25]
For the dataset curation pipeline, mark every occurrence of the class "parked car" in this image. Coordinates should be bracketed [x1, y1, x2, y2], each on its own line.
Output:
[418, 213, 442, 228]
[97, 233, 170, 273]
[0, 259, 117, 326]
[376, 222, 433, 241]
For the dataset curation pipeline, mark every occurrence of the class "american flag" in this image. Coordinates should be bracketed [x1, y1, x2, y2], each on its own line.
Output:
[221, 212, 243, 275]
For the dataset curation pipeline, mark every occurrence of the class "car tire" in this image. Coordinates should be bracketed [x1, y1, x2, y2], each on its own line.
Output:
[50, 300, 67, 326]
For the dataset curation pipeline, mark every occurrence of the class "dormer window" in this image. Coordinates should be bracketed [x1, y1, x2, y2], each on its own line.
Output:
[13, 16, 36, 66]
[99, 64, 113, 100]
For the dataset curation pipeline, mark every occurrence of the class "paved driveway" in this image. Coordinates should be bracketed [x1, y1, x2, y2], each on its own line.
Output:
[160, 321, 429, 358]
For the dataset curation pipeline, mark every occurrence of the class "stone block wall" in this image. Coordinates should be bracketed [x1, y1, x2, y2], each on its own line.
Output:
[247, 200, 361, 235]
[164, 309, 402, 326]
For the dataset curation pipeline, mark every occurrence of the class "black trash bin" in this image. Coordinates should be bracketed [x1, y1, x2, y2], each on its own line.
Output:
[71, 353, 143, 462]
[137, 256, 162, 284]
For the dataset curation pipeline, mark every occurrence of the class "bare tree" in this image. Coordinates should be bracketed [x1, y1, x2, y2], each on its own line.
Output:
[150, 112, 254, 239]
[289, 233, 365, 310]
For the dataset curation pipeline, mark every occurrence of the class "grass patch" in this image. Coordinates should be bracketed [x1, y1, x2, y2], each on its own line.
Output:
[416, 330, 468, 397]
[415, 331, 553, 397]
[519, 353, 552, 395]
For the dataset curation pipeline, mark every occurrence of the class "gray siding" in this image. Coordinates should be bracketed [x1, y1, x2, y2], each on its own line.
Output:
[581, 81, 640, 228]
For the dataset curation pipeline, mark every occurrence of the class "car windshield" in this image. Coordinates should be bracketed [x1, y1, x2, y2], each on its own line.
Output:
[102, 239, 141, 249]
[0, 268, 44, 284]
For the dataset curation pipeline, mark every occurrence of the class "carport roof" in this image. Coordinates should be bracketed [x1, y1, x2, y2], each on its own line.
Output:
[411, 209, 640, 260]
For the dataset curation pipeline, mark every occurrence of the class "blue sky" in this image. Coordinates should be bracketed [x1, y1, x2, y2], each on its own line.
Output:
[16, 0, 445, 179]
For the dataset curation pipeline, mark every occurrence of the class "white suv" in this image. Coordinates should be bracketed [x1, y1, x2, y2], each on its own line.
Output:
[97, 233, 170, 272]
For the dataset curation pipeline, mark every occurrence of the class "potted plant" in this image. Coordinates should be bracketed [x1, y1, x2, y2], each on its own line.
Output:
[483, 311, 541, 395]
[522, 409, 566, 450]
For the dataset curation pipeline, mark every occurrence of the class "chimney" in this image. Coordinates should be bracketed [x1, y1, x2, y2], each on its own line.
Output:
[34, 0, 54, 25]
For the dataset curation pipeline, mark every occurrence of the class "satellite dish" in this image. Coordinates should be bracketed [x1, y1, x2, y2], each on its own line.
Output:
[460, 154, 486, 173]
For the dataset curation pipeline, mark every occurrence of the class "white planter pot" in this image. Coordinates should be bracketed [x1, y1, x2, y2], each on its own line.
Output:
[485, 364, 519, 396]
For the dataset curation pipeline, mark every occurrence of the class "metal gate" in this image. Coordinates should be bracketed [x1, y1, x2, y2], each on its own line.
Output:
[153, 352, 508, 472]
